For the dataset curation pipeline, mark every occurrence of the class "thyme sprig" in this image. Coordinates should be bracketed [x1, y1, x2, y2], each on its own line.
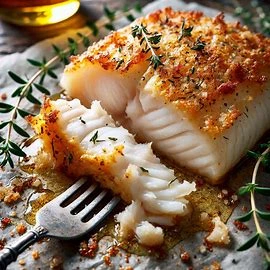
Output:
[234, 0, 270, 36]
[0, 4, 142, 168]
[236, 143, 270, 268]
[131, 24, 163, 69]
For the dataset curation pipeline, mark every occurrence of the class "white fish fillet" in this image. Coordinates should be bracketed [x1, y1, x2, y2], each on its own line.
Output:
[28, 98, 196, 245]
[61, 8, 270, 184]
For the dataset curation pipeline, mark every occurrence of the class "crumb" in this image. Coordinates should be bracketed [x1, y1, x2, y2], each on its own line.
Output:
[32, 250, 40, 260]
[9, 211, 17, 217]
[1, 217, 12, 229]
[0, 238, 6, 250]
[233, 220, 248, 231]
[18, 259, 25, 265]
[125, 253, 131, 263]
[108, 245, 120, 257]
[50, 255, 63, 269]
[79, 235, 98, 258]
[180, 251, 191, 263]
[210, 261, 222, 270]
[31, 179, 42, 188]
[103, 254, 112, 266]
[1, 93, 7, 100]
[16, 223, 27, 235]
[4, 191, 21, 204]
[199, 245, 207, 255]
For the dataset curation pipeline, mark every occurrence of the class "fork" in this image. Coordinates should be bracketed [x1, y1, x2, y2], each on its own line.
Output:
[0, 177, 120, 270]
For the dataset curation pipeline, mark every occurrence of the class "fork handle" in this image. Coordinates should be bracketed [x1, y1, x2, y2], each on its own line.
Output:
[0, 225, 48, 270]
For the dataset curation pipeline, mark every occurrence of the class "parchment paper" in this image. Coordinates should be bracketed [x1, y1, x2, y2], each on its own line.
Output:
[0, 1, 268, 269]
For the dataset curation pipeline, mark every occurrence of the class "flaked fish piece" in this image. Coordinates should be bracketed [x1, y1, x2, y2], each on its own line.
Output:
[28, 98, 196, 245]
[61, 8, 270, 184]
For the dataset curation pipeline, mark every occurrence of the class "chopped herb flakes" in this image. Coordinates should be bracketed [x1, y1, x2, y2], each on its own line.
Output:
[79, 117, 86, 124]
[90, 131, 99, 144]
[108, 137, 118, 141]
[191, 38, 206, 51]
[179, 19, 193, 41]
[140, 167, 149, 173]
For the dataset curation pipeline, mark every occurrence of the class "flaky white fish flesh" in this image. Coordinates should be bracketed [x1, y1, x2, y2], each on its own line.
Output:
[28, 98, 196, 245]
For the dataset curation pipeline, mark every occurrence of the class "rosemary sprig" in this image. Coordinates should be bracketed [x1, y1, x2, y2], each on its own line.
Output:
[0, 4, 142, 168]
[236, 143, 270, 268]
[131, 24, 163, 69]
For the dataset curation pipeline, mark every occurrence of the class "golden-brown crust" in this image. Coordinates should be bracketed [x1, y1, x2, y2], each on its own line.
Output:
[28, 98, 132, 202]
[65, 7, 270, 136]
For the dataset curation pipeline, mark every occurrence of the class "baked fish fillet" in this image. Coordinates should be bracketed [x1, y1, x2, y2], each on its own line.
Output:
[28, 98, 196, 246]
[61, 8, 270, 183]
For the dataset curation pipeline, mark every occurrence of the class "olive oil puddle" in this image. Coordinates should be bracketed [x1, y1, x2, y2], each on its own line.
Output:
[21, 157, 254, 256]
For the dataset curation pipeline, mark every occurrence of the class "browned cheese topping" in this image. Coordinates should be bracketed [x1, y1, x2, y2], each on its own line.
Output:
[66, 8, 270, 136]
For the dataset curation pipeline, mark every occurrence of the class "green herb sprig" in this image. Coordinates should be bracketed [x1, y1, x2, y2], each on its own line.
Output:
[236, 143, 270, 268]
[0, 4, 142, 168]
[178, 19, 193, 41]
[131, 24, 163, 69]
[234, 0, 270, 36]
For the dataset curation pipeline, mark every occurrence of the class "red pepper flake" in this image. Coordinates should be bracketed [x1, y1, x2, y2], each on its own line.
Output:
[180, 251, 191, 263]
[0, 238, 6, 250]
[1, 93, 7, 101]
[103, 254, 112, 266]
[125, 253, 131, 263]
[108, 245, 119, 257]
[265, 203, 270, 211]
[79, 236, 98, 258]
[203, 239, 213, 252]
[233, 220, 248, 231]
[1, 217, 11, 229]
[195, 178, 205, 188]
[217, 81, 238, 95]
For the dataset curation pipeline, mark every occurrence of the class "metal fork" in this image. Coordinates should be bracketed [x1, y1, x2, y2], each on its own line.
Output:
[0, 177, 120, 270]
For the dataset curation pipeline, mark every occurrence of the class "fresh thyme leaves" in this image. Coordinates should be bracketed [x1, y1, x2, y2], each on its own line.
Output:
[108, 137, 118, 141]
[168, 177, 178, 186]
[234, 1, 270, 36]
[236, 144, 270, 266]
[191, 38, 206, 51]
[90, 131, 99, 144]
[79, 117, 86, 124]
[131, 24, 163, 69]
[0, 3, 142, 168]
[140, 167, 149, 173]
[178, 19, 193, 41]
[116, 59, 124, 70]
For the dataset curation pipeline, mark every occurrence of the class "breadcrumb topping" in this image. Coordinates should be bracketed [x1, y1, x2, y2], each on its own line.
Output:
[65, 7, 270, 136]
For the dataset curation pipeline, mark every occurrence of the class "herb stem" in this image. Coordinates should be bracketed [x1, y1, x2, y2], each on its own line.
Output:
[141, 29, 158, 59]
[250, 147, 270, 234]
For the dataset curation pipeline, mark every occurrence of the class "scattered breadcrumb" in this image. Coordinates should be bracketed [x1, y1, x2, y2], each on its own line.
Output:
[32, 250, 40, 260]
[103, 254, 112, 266]
[0, 186, 21, 204]
[16, 223, 27, 235]
[180, 251, 191, 263]
[50, 255, 63, 269]
[233, 220, 248, 231]
[31, 179, 42, 188]
[1, 93, 7, 100]
[18, 259, 25, 265]
[206, 216, 230, 245]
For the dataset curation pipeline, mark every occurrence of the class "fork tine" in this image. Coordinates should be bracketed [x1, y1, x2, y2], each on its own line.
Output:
[78, 190, 108, 219]
[67, 183, 97, 211]
[84, 197, 121, 230]
[53, 177, 88, 204]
